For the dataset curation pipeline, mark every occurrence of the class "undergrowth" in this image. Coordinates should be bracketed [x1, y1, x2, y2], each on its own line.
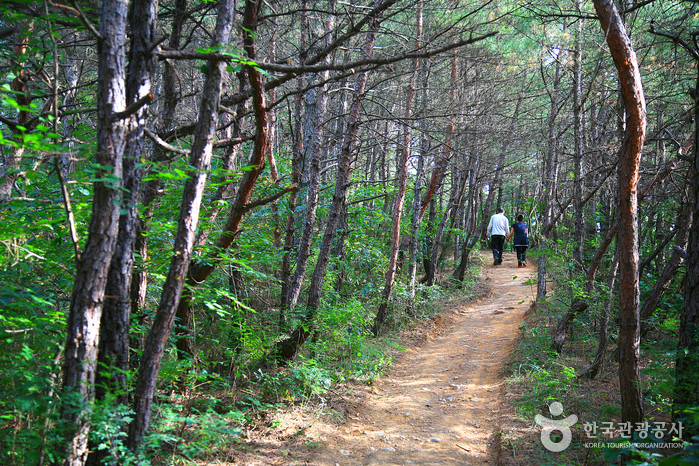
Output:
[501, 249, 699, 466]
[0, 259, 486, 465]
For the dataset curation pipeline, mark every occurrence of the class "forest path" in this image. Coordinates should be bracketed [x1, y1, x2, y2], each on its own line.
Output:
[309, 252, 535, 465]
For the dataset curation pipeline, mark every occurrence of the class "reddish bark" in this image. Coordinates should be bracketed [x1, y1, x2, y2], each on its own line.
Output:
[593, 0, 646, 426]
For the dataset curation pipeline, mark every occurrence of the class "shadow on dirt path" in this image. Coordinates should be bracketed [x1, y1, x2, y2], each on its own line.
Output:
[310, 252, 535, 465]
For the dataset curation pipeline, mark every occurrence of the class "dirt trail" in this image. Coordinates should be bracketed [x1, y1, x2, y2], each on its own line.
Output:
[310, 252, 534, 465]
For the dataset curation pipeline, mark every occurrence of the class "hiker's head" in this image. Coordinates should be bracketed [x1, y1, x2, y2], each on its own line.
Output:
[496, 208, 504, 214]
[517, 214, 524, 222]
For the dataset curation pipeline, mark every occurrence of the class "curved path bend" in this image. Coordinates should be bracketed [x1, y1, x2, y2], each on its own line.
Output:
[311, 252, 534, 465]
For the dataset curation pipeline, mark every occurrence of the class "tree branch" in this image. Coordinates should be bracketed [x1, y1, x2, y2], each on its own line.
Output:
[46, 0, 102, 41]
[156, 31, 498, 75]
[241, 184, 298, 214]
[53, 156, 81, 262]
[112, 93, 154, 121]
[144, 128, 189, 156]
[649, 24, 699, 61]
[0, 115, 18, 132]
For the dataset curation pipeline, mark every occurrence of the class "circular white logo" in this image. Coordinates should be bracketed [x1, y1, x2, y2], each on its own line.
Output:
[534, 402, 578, 452]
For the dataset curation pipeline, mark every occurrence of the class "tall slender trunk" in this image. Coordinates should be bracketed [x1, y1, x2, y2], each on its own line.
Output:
[407, 127, 426, 296]
[552, 153, 681, 352]
[453, 83, 525, 277]
[130, 0, 188, 336]
[372, 0, 422, 335]
[0, 23, 31, 201]
[675, 66, 699, 428]
[407, 59, 432, 295]
[421, 198, 437, 284]
[451, 159, 477, 282]
[537, 56, 562, 303]
[275, 2, 380, 360]
[640, 184, 694, 329]
[127, 0, 236, 449]
[454, 147, 502, 276]
[279, 2, 308, 315]
[286, 2, 336, 310]
[580, 249, 619, 380]
[572, 1, 586, 268]
[59, 0, 129, 463]
[593, 0, 646, 426]
[96, 0, 158, 408]
[428, 157, 465, 283]
[193, 71, 247, 250]
[419, 34, 457, 286]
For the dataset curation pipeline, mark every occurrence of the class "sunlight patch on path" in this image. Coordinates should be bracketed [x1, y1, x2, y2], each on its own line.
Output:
[310, 252, 534, 465]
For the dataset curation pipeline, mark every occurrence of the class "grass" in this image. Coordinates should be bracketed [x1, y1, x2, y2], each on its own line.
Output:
[500, 284, 687, 466]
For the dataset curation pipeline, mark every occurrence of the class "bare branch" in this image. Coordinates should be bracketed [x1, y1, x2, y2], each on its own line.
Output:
[112, 93, 154, 121]
[144, 128, 189, 155]
[54, 156, 82, 262]
[46, 0, 102, 41]
[241, 184, 298, 214]
[157, 32, 498, 75]
[649, 24, 699, 61]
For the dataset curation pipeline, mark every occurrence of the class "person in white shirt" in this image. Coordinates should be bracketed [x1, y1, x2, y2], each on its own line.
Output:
[486, 208, 509, 266]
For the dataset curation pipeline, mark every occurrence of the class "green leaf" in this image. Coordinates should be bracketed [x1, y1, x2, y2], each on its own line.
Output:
[658, 456, 681, 466]
[603, 448, 620, 461]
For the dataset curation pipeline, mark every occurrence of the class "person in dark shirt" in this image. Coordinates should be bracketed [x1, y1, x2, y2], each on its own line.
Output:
[506, 214, 529, 267]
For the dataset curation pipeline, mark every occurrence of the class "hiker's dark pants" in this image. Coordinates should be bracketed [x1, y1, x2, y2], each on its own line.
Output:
[515, 246, 528, 264]
[490, 235, 505, 263]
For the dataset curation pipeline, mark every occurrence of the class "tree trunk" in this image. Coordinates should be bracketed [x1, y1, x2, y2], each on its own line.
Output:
[452, 82, 526, 280]
[572, 4, 586, 268]
[421, 198, 437, 285]
[640, 186, 694, 333]
[275, 3, 379, 360]
[580, 249, 619, 380]
[536, 53, 562, 303]
[59, 0, 129, 463]
[279, 4, 308, 315]
[552, 146, 681, 350]
[452, 161, 477, 282]
[127, 0, 236, 449]
[286, 2, 336, 311]
[407, 120, 426, 296]
[372, 0, 422, 335]
[593, 0, 646, 426]
[426, 159, 462, 284]
[95, 0, 158, 405]
[675, 67, 699, 430]
[0, 24, 31, 201]
[130, 0, 188, 346]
